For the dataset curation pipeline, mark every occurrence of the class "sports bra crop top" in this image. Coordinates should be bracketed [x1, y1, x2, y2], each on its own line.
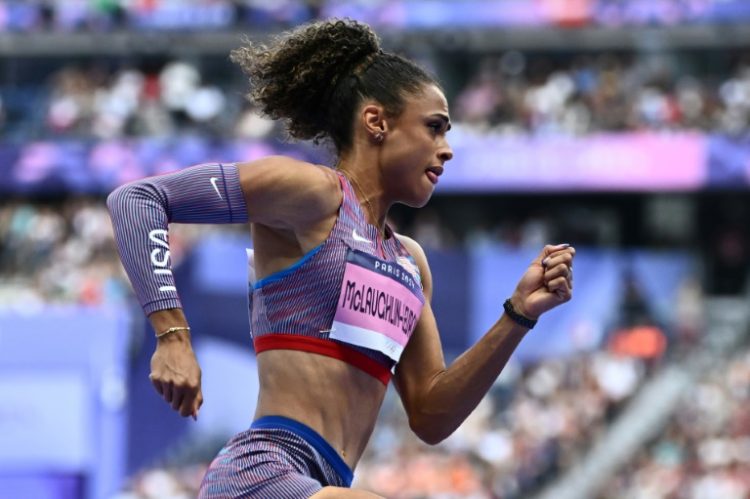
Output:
[247, 172, 425, 385]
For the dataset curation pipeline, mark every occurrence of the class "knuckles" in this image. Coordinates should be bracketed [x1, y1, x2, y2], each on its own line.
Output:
[150, 374, 200, 390]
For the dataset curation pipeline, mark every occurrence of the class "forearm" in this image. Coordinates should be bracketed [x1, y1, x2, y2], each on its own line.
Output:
[399, 243, 574, 444]
[415, 313, 529, 442]
[149, 308, 190, 341]
[107, 162, 248, 315]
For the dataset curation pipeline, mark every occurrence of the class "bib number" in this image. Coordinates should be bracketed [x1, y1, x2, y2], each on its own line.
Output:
[330, 250, 424, 362]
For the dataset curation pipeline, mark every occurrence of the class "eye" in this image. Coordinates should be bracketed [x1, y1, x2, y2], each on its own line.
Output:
[427, 122, 443, 133]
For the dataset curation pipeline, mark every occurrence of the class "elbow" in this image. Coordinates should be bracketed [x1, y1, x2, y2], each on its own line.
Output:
[415, 431, 448, 447]
[408, 415, 453, 446]
[106, 181, 159, 218]
[106, 184, 128, 216]
[106, 182, 141, 215]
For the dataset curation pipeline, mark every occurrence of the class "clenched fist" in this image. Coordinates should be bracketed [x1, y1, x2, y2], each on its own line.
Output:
[149, 332, 203, 419]
[511, 243, 575, 320]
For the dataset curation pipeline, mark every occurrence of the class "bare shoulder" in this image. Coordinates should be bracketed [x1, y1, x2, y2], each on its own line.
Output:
[394, 233, 430, 273]
[394, 233, 426, 262]
[236, 155, 341, 228]
[236, 155, 339, 192]
[395, 233, 433, 298]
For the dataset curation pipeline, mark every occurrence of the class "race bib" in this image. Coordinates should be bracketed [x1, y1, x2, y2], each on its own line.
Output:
[330, 249, 425, 362]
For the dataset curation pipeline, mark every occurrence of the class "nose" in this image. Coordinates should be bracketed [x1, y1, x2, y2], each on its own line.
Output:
[438, 143, 453, 163]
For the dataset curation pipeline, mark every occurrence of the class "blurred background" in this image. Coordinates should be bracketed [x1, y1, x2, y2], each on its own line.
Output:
[1, 0, 750, 498]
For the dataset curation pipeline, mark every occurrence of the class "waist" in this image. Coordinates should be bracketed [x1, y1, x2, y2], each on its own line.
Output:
[255, 349, 387, 468]
[254, 334, 393, 385]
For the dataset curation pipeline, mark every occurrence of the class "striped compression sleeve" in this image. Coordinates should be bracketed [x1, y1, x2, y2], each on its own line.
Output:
[106, 163, 248, 315]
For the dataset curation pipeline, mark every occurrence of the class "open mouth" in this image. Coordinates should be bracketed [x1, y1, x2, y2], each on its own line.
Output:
[426, 166, 443, 185]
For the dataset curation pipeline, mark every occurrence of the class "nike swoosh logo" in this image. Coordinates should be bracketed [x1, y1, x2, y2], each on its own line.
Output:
[210, 177, 222, 199]
[352, 228, 371, 243]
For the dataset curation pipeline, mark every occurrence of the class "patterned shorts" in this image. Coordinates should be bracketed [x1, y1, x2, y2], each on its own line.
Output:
[198, 415, 354, 498]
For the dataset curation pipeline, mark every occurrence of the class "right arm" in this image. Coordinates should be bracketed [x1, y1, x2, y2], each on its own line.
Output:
[106, 156, 340, 418]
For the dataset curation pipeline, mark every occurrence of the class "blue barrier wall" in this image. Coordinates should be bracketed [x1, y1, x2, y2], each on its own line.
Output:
[0, 307, 131, 499]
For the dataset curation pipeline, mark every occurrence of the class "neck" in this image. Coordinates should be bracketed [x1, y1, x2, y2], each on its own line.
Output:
[337, 153, 389, 232]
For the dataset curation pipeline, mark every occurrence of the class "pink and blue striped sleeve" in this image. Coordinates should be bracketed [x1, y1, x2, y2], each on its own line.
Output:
[106, 162, 248, 315]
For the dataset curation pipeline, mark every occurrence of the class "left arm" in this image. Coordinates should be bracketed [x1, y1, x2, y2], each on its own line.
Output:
[393, 237, 574, 445]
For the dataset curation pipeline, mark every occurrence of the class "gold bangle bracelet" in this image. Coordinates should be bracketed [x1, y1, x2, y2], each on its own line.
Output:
[155, 326, 191, 339]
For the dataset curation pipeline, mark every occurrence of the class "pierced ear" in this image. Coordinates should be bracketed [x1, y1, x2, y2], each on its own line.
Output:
[362, 103, 388, 143]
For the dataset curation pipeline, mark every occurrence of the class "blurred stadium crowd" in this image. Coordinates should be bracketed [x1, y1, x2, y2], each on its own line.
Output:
[601, 348, 750, 499]
[0, 0, 324, 32]
[3, 0, 750, 32]
[0, 201, 222, 308]
[1, 50, 748, 141]
[2, 2, 750, 499]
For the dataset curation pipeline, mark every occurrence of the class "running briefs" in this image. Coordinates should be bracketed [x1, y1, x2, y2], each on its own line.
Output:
[199, 416, 353, 498]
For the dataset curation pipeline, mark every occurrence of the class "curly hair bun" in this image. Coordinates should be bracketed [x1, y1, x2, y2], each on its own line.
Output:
[230, 19, 381, 145]
[232, 18, 437, 153]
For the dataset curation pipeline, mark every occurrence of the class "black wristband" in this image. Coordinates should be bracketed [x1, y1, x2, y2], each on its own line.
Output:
[503, 299, 537, 329]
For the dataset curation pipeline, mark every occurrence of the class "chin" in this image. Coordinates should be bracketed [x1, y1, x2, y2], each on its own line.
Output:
[404, 190, 434, 208]
[392, 176, 435, 207]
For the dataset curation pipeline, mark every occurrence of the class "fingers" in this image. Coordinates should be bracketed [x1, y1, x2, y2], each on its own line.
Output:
[171, 391, 185, 412]
[176, 389, 193, 418]
[541, 246, 575, 269]
[149, 372, 202, 419]
[543, 262, 572, 282]
[183, 387, 203, 420]
[544, 264, 573, 291]
[191, 392, 204, 420]
[542, 245, 575, 300]
[514, 244, 575, 318]
[545, 262, 573, 302]
[537, 243, 573, 263]
[163, 383, 174, 404]
[175, 383, 202, 418]
[546, 276, 572, 299]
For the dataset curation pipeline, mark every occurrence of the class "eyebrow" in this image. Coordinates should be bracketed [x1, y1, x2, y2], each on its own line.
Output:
[430, 113, 452, 131]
